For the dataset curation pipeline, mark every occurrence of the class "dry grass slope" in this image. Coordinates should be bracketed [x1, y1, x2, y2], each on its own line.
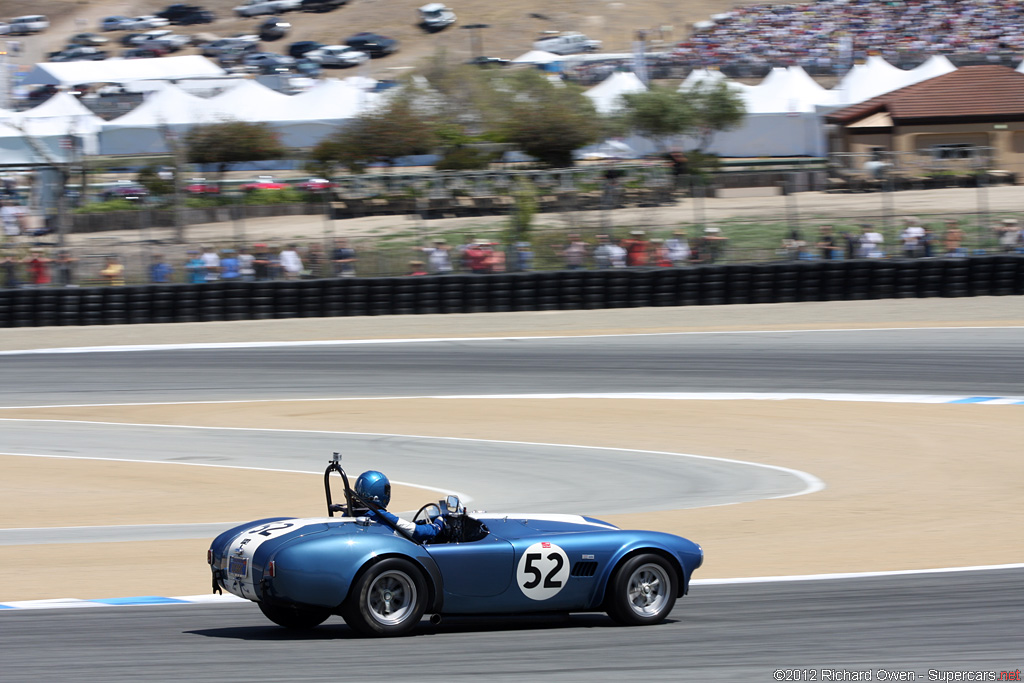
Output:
[9, 0, 767, 77]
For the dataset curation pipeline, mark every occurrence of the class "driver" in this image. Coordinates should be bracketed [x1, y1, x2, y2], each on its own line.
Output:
[353, 470, 444, 542]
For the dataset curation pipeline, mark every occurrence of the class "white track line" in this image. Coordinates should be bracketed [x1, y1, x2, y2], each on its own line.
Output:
[0, 325, 1021, 356]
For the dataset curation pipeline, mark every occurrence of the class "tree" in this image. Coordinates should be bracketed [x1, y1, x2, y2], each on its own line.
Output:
[183, 120, 285, 182]
[621, 81, 746, 152]
[310, 93, 439, 174]
[690, 80, 746, 150]
[620, 87, 696, 152]
[492, 70, 603, 167]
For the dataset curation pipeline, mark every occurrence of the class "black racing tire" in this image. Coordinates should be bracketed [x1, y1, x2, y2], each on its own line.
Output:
[258, 601, 331, 630]
[341, 558, 427, 637]
[605, 553, 678, 626]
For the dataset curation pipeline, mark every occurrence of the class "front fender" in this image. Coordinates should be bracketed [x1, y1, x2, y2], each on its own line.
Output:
[595, 532, 703, 604]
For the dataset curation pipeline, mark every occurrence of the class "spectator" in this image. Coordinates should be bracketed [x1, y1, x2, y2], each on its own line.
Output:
[306, 243, 326, 278]
[54, 250, 77, 286]
[900, 217, 925, 258]
[997, 218, 1020, 253]
[841, 230, 859, 260]
[238, 247, 256, 281]
[512, 241, 534, 272]
[416, 238, 453, 274]
[782, 228, 805, 260]
[561, 233, 588, 270]
[100, 256, 124, 286]
[944, 221, 966, 257]
[279, 244, 304, 279]
[407, 260, 428, 276]
[859, 224, 885, 258]
[816, 225, 840, 260]
[1, 200, 24, 238]
[665, 230, 691, 265]
[701, 226, 729, 263]
[220, 249, 240, 279]
[251, 244, 272, 281]
[464, 239, 493, 274]
[185, 249, 206, 284]
[2, 251, 21, 287]
[920, 226, 936, 258]
[621, 230, 650, 267]
[24, 248, 51, 287]
[650, 238, 673, 267]
[150, 254, 173, 283]
[593, 234, 615, 269]
[332, 238, 358, 277]
[666, 150, 690, 193]
[609, 238, 628, 268]
[201, 245, 221, 282]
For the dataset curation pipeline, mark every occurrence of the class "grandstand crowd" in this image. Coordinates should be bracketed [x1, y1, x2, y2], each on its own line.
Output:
[670, 0, 1024, 72]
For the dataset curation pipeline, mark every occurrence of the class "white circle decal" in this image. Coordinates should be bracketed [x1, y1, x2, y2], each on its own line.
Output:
[516, 541, 571, 600]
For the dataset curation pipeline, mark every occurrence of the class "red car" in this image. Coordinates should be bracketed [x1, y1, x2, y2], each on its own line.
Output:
[185, 178, 220, 194]
[296, 177, 334, 191]
[240, 175, 288, 191]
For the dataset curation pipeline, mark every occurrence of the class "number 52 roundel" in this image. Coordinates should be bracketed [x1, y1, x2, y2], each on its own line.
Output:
[516, 541, 571, 600]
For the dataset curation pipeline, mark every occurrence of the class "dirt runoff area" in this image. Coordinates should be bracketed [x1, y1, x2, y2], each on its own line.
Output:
[1, 299, 1022, 602]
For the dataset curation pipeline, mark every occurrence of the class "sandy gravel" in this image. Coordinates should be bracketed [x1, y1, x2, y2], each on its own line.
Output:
[1, 299, 1021, 601]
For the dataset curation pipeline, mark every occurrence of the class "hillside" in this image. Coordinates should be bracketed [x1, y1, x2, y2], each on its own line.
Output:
[5, 0, 766, 79]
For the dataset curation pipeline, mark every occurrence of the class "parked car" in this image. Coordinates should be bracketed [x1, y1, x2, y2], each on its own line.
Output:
[0, 22, 9, 35]
[296, 177, 334, 191]
[418, 3, 456, 32]
[242, 52, 295, 72]
[100, 16, 130, 31]
[344, 32, 399, 58]
[185, 178, 219, 194]
[299, 0, 347, 12]
[233, 0, 301, 18]
[292, 58, 322, 77]
[532, 31, 601, 55]
[9, 15, 49, 35]
[287, 40, 323, 58]
[240, 176, 288, 191]
[68, 32, 109, 46]
[138, 30, 191, 51]
[157, 4, 214, 24]
[123, 15, 171, 30]
[201, 37, 258, 57]
[304, 44, 369, 67]
[468, 55, 509, 67]
[100, 182, 149, 201]
[123, 46, 168, 58]
[258, 18, 290, 41]
[49, 46, 108, 62]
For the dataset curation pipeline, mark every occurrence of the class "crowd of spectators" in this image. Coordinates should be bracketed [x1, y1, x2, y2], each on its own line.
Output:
[670, 0, 1024, 73]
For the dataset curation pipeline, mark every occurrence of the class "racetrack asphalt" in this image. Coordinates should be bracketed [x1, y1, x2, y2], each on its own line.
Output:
[0, 299, 1021, 678]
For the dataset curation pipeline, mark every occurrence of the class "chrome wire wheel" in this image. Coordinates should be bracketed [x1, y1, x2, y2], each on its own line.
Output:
[625, 562, 671, 618]
[366, 569, 418, 626]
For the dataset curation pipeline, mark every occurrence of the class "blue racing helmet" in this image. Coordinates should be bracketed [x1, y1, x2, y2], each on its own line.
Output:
[354, 470, 391, 507]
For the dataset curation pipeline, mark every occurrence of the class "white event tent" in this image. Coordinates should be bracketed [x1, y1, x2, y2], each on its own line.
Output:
[0, 91, 105, 162]
[19, 56, 228, 87]
[583, 71, 647, 114]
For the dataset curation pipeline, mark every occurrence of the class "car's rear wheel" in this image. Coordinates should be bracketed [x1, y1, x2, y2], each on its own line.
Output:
[605, 553, 678, 626]
[341, 558, 427, 637]
[258, 601, 331, 629]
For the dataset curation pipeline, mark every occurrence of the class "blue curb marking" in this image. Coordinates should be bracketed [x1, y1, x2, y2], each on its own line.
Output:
[91, 596, 190, 606]
[949, 397, 1001, 403]
[0, 604, 14, 609]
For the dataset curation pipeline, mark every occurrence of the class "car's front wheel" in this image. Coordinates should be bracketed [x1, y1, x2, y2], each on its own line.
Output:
[341, 558, 427, 636]
[605, 553, 678, 626]
[258, 601, 331, 629]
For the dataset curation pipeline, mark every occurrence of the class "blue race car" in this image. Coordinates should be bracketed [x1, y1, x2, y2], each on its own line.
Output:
[207, 455, 704, 637]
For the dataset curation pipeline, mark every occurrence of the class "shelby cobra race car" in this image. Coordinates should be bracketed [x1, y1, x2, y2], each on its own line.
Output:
[207, 455, 703, 636]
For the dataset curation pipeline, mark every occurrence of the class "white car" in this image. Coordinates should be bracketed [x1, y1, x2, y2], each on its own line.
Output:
[304, 44, 369, 67]
[418, 3, 456, 31]
[9, 15, 49, 35]
[0, 22, 10, 35]
[233, 0, 301, 18]
[533, 31, 602, 55]
[124, 15, 171, 30]
[140, 30, 191, 51]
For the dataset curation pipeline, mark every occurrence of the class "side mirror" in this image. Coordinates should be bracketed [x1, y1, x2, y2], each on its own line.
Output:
[446, 495, 462, 515]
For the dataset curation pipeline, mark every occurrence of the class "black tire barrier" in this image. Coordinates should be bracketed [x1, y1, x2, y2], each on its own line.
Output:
[2, 257, 1022, 328]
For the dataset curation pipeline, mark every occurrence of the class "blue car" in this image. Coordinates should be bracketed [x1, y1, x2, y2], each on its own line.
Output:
[207, 456, 704, 637]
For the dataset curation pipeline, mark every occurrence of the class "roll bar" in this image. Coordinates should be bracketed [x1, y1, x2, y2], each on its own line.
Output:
[323, 453, 415, 543]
